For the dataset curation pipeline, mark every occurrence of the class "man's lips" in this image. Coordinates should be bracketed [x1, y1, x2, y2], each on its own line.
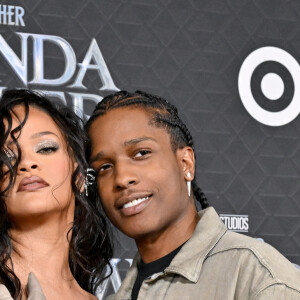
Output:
[115, 192, 153, 210]
[17, 176, 49, 192]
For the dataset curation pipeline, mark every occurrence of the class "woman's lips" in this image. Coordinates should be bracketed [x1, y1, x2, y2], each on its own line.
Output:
[17, 176, 49, 192]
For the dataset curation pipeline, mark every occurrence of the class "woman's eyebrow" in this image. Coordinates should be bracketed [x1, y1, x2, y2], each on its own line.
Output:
[30, 131, 58, 139]
[5, 131, 58, 147]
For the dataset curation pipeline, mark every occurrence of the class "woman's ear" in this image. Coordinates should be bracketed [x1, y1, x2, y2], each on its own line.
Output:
[72, 161, 85, 193]
[78, 173, 85, 194]
[177, 146, 195, 180]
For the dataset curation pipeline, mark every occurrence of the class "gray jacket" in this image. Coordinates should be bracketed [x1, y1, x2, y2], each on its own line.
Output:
[0, 273, 46, 300]
[107, 207, 300, 300]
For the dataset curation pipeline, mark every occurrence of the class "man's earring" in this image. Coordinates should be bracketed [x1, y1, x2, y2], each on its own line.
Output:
[187, 172, 192, 197]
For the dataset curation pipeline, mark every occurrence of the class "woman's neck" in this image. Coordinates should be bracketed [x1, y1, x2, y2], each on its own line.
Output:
[9, 214, 85, 299]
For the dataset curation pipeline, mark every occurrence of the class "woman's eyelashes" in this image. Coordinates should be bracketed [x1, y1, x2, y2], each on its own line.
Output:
[34, 140, 59, 154]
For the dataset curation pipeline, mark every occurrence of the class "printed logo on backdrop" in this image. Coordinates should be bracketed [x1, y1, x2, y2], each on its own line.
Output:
[0, 5, 25, 26]
[0, 5, 119, 118]
[96, 258, 133, 298]
[238, 47, 300, 126]
[219, 214, 249, 232]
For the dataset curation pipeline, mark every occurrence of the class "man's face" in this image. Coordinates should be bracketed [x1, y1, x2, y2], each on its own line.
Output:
[88, 107, 195, 240]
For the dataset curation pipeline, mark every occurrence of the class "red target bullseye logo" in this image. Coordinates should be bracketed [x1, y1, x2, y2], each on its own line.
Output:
[238, 47, 300, 126]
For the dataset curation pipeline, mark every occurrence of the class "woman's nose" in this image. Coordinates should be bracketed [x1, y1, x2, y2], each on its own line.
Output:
[18, 154, 39, 172]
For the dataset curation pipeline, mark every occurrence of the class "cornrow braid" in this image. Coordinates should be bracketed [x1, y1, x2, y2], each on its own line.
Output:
[85, 90, 209, 210]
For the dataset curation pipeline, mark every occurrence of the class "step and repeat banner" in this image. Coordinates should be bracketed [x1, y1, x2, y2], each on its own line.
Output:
[0, 0, 299, 297]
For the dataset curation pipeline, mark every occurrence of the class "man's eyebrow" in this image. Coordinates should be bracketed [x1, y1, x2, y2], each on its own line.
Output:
[90, 151, 105, 163]
[90, 137, 157, 163]
[124, 137, 157, 146]
[30, 131, 58, 139]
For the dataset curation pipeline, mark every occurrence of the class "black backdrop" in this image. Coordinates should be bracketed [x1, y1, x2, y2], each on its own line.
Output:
[0, 0, 299, 298]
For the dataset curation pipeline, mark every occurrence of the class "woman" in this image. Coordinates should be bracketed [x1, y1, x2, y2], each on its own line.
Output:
[0, 89, 112, 299]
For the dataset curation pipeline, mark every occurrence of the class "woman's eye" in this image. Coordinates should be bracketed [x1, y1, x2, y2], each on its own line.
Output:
[7, 156, 16, 163]
[35, 141, 59, 154]
[4, 150, 16, 161]
[6, 154, 16, 161]
[135, 149, 151, 158]
[37, 146, 58, 154]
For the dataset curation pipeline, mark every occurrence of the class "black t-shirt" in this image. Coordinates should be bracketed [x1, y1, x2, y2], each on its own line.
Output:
[131, 244, 184, 300]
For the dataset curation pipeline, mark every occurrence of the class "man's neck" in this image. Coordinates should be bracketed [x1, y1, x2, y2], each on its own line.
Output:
[135, 210, 200, 263]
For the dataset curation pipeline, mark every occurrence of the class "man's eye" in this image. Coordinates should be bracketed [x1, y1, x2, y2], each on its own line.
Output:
[98, 163, 111, 173]
[135, 150, 151, 158]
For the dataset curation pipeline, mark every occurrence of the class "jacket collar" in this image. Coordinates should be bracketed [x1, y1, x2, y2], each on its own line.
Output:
[114, 207, 226, 299]
[165, 207, 227, 282]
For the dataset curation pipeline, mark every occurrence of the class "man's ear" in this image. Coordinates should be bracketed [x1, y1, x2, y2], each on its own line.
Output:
[177, 146, 195, 180]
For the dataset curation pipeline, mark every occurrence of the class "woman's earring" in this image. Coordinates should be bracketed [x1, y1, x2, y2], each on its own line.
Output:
[187, 172, 192, 197]
[84, 168, 96, 196]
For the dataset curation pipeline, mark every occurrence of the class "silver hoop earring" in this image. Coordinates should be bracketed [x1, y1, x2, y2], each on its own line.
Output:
[187, 172, 192, 197]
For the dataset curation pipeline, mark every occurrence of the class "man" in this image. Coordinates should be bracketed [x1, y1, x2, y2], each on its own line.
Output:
[86, 90, 300, 299]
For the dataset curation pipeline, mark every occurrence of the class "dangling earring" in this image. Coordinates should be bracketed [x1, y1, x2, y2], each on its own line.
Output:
[186, 172, 192, 197]
[84, 168, 96, 196]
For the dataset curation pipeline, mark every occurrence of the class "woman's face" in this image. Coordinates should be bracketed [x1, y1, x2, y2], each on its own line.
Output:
[1, 105, 76, 222]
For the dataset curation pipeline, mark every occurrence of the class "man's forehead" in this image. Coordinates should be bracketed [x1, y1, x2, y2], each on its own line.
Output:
[89, 107, 174, 153]
[90, 108, 166, 140]
[103, 106, 153, 122]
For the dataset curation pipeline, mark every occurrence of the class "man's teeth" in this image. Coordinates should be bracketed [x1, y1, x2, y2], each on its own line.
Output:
[123, 196, 149, 209]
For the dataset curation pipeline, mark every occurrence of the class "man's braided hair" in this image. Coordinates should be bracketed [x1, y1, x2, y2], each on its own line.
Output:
[85, 90, 209, 210]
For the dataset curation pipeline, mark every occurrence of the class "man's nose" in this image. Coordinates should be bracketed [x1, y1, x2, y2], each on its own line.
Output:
[114, 160, 139, 190]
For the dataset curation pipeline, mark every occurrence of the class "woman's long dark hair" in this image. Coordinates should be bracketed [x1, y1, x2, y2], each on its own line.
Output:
[85, 90, 209, 210]
[0, 89, 112, 299]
